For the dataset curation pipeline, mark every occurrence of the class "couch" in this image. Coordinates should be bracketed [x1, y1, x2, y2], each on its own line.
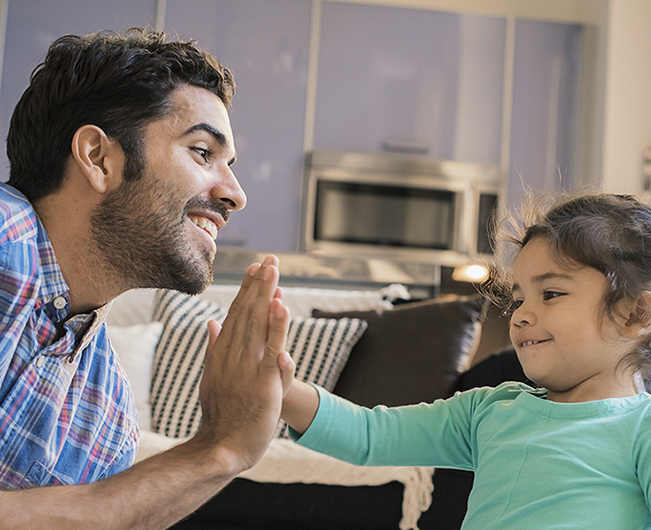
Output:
[106, 269, 519, 530]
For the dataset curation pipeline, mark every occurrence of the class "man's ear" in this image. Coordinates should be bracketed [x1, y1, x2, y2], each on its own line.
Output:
[70, 125, 124, 194]
[623, 291, 651, 336]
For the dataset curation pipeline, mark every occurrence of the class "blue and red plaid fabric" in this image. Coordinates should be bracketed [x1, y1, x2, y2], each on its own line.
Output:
[0, 183, 138, 489]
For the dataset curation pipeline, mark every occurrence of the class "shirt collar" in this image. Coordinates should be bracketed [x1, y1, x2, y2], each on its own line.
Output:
[4, 183, 112, 347]
[21, 186, 110, 345]
[34, 214, 70, 302]
[70, 303, 112, 353]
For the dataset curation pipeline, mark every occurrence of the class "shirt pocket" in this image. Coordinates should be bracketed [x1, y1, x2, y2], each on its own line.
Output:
[18, 460, 66, 489]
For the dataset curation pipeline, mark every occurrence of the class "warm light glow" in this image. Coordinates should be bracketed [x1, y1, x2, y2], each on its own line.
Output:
[452, 263, 490, 283]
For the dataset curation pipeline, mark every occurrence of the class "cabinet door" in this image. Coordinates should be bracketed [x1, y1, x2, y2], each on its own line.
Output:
[166, 0, 312, 252]
[508, 19, 583, 205]
[0, 0, 157, 182]
[313, 2, 506, 165]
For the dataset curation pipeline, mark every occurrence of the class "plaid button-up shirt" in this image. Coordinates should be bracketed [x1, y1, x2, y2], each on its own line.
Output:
[0, 183, 138, 489]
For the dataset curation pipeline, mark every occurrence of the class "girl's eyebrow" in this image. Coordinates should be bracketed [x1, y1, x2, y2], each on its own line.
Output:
[531, 271, 574, 283]
[511, 272, 574, 294]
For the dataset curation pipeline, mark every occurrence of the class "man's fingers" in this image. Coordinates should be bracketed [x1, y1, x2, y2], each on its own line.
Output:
[219, 255, 280, 361]
[197, 255, 292, 466]
[231, 255, 275, 303]
[266, 299, 290, 356]
[234, 256, 279, 312]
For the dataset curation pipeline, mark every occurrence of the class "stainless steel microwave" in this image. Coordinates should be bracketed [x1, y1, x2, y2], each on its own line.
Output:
[300, 151, 501, 266]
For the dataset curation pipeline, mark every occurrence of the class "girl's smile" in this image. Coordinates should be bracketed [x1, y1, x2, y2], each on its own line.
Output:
[510, 237, 638, 403]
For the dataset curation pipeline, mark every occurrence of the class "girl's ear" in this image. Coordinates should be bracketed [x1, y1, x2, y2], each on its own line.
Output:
[70, 125, 124, 194]
[623, 291, 651, 335]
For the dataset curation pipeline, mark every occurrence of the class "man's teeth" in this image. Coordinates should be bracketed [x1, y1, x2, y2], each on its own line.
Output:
[191, 217, 218, 240]
[522, 340, 541, 347]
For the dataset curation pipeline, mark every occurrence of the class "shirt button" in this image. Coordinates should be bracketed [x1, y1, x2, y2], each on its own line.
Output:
[36, 356, 46, 368]
[53, 296, 67, 310]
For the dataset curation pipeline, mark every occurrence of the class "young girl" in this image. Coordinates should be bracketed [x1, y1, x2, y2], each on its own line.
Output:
[279, 193, 651, 529]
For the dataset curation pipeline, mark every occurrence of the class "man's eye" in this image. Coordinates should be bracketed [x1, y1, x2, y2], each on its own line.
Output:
[192, 147, 212, 162]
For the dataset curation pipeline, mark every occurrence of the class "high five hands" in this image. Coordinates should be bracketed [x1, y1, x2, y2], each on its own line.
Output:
[195, 255, 297, 473]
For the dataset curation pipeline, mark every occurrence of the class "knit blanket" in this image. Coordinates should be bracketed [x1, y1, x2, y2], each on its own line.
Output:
[137, 432, 434, 530]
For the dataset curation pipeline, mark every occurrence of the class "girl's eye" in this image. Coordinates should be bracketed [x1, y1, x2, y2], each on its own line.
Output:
[542, 290, 564, 301]
[502, 298, 522, 317]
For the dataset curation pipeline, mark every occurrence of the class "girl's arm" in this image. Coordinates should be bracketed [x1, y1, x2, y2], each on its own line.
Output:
[279, 364, 320, 435]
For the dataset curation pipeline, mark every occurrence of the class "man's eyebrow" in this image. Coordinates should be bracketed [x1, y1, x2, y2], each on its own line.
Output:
[181, 123, 227, 145]
[182, 123, 237, 166]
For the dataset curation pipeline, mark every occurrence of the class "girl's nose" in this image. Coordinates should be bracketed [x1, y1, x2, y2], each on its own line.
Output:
[510, 302, 534, 328]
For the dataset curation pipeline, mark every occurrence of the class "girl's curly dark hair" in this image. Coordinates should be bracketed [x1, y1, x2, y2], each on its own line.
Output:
[484, 190, 651, 380]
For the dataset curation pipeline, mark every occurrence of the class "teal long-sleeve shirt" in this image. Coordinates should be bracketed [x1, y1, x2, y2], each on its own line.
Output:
[295, 382, 651, 529]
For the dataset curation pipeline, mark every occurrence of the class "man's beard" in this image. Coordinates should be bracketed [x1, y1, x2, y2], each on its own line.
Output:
[89, 166, 225, 295]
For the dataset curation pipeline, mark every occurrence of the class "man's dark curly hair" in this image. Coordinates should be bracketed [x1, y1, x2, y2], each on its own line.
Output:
[6, 28, 235, 201]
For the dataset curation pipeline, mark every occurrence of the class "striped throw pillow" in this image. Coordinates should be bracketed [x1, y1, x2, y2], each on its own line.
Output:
[149, 290, 227, 438]
[276, 315, 367, 438]
[150, 289, 367, 439]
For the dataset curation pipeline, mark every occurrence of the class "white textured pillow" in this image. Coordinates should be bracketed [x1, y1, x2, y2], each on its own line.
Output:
[107, 321, 164, 432]
[150, 289, 367, 439]
[198, 283, 394, 318]
[106, 289, 158, 326]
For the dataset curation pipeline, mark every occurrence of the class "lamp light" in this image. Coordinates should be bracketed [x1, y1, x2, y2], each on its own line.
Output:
[452, 263, 490, 283]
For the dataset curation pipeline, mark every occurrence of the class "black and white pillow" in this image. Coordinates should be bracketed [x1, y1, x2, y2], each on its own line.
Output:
[149, 290, 227, 438]
[276, 316, 367, 437]
[150, 289, 367, 439]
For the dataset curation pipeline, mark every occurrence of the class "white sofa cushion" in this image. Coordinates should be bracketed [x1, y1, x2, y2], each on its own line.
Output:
[107, 321, 164, 431]
[106, 283, 394, 327]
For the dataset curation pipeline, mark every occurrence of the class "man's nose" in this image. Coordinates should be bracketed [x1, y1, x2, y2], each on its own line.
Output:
[211, 166, 247, 212]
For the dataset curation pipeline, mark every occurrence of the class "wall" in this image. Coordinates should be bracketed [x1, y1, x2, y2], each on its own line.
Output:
[1, 0, 648, 247]
[601, 0, 651, 193]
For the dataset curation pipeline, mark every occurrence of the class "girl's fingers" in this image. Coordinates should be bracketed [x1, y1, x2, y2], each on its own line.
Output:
[206, 320, 222, 351]
[278, 351, 296, 397]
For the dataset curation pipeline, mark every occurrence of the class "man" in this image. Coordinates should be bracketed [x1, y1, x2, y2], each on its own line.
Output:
[0, 28, 295, 528]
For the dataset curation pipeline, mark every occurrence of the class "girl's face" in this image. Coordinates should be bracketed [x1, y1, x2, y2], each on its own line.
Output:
[509, 237, 638, 402]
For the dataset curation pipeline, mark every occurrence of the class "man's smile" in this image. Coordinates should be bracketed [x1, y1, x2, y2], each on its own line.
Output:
[189, 214, 219, 240]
